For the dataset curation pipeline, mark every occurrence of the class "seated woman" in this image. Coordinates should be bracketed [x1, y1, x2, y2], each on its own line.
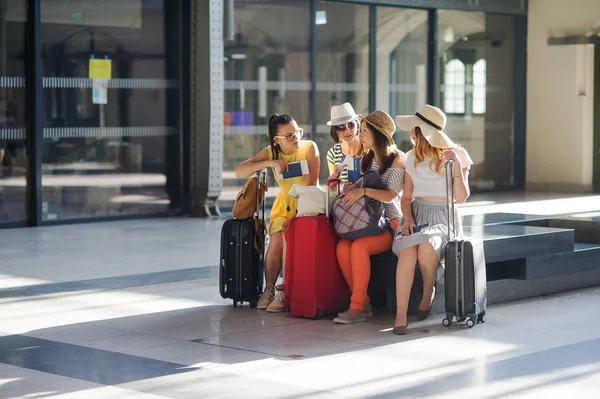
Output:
[333, 110, 405, 324]
[326, 102, 361, 184]
[234, 114, 320, 313]
[391, 105, 473, 335]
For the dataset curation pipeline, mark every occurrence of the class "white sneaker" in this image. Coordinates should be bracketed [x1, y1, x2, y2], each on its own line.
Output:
[338, 303, 373, 317]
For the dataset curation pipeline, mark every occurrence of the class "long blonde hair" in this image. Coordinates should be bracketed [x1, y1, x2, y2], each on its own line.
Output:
[412, 127, 446, 174]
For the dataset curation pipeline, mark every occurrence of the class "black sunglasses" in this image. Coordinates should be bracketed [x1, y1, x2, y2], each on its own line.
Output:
[334, 121, 357, 131]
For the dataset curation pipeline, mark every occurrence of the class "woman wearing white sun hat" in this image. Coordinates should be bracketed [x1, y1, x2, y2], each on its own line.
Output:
[325, 102, 362, 185]
[390, 104, 473, 336]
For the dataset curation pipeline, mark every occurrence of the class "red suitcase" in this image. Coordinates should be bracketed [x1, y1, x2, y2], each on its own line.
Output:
[284, 183, 350, 318]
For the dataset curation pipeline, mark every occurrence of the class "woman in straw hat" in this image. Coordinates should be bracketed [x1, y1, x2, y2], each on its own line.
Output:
[333, 110, 405, 325]
[235, 114, 320, 313]
[391, 105, 473, 335]
[325, 102, 362, 184]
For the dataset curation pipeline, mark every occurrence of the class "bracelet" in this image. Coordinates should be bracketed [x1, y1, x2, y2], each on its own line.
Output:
[363, 187, 367, 197]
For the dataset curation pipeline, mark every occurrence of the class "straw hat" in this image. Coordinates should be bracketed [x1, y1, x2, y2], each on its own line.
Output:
[327, 102, 359, 126]
[395, 105, 454, 149]
[363, 110, 396, 144]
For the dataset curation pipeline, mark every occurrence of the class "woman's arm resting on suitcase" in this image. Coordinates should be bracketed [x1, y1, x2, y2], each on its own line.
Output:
[304, 143, 320, 186]
[453, 166, 470, 204]
[235, 148, 284, 178]
[442, 149, 470, 204]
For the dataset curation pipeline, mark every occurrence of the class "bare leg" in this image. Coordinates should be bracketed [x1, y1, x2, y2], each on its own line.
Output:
[394, 246, 418, 327]
[417, 243, 439, 311]
[265, 231, 283, 287]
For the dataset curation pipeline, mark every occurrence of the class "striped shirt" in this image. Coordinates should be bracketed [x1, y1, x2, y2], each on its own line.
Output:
[370, 159, 404, 221]
[327, 143, 359, 183]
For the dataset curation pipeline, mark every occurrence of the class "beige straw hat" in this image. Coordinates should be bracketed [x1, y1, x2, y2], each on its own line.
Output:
[395, 105, 455, 149]
[363, 110, 396, 144]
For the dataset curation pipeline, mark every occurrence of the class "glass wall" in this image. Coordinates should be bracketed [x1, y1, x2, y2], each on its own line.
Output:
[376, 6, 428, 153]
[39, 0, 181, 220]
[0, 1, 27, 224]
[314, 1, 369, 183]
[438, 11, 515, 190]
[220, 4, 521, 207]
[223, 1, 311, 201]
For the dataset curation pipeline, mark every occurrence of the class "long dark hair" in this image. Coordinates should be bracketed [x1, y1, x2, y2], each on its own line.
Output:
[360, 123, 400, 175]
[268, 113, 294, 160]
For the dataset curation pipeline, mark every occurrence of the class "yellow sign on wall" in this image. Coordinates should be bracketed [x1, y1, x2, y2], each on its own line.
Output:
[89, 58, 112, 79]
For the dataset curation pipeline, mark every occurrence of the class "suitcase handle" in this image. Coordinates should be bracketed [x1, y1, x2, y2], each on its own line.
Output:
[255, 170, 268, 252]
[324, 177, 341, 219]
[445, 159, 457, 241]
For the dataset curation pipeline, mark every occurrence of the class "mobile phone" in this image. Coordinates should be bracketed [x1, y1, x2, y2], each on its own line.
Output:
[398, 223, 430, 237]
[412, 223, 430, 233]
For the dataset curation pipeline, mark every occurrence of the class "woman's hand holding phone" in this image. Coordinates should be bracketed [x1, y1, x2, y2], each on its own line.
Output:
[401, 220, 416, 236]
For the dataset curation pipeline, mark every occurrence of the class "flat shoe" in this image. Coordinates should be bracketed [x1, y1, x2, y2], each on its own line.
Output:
[415, 307, 431, 321]
[338, 304, 373, 317]
[392, 325, 408, 335]
[416, 285, 436, 321]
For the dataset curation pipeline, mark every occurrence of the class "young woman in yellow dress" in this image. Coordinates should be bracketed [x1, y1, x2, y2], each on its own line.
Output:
[234, 114, 320, 312]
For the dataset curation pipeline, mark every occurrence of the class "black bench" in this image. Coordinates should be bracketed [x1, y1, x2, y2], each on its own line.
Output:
[367, 213, 600, 312]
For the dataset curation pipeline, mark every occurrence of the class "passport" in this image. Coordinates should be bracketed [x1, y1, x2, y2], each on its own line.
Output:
[275, 159, 310, 180]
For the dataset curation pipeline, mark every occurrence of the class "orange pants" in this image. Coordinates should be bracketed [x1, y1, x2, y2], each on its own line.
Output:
[336, 220, 398, 312]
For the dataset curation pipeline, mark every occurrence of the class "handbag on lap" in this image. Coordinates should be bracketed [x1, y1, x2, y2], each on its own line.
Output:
[331, 171, 389, 239]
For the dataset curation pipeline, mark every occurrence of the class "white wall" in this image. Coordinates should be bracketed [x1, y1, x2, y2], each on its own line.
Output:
[527, 0, 598, 191]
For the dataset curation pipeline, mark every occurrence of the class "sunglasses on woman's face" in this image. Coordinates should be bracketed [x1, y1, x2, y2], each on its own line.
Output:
[335, 121, 357, 132]
[275, 129, 303, 142]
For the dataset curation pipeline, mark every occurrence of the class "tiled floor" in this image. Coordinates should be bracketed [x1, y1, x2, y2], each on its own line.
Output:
[1, 194, 600, 398]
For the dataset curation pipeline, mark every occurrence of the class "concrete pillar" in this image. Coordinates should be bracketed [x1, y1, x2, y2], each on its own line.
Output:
[189, 0, 224, 216]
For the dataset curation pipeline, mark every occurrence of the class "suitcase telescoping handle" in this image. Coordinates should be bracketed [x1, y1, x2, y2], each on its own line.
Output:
[445, 159, 457, 241]
[256, 169, 267, 236]
[325, 176, 341, 219]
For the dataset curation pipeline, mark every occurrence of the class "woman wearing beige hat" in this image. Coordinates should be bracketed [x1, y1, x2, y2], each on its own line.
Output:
[333, 110, 405, 324]
[391, 105, 473, 335]
[325, 102, 362, 184]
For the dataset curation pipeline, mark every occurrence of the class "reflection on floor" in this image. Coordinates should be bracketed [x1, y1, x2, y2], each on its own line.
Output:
[0, 195, 599, 398]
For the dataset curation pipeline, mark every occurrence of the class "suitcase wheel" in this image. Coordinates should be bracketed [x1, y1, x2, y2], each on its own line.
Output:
[233, 300, 238, 308]
[477, 311, 487, 324]
[442, 317, 452, 327]
[249, 297, 258, 308]
[466, 318, 475, 328]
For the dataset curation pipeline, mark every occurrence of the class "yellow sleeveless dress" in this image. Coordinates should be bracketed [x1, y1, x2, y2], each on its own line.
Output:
[267, 140, 317, 234]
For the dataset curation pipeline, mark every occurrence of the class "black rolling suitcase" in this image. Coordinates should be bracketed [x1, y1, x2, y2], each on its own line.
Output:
[442, 159, 487, 328]
[219, 171, 267, 308]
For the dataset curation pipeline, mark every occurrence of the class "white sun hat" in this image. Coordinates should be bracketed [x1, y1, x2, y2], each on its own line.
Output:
[327, 102, 359, 126]
[395, 104, 455, 149]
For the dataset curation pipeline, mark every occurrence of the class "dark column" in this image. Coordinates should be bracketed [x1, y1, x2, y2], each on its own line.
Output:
[26, 0, 42, 226]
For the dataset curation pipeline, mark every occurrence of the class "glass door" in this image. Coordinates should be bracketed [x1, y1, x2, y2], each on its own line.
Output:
[0, 0, 28, 224]
[39, 0, 182, 221]
[376, 6, 428, 152]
